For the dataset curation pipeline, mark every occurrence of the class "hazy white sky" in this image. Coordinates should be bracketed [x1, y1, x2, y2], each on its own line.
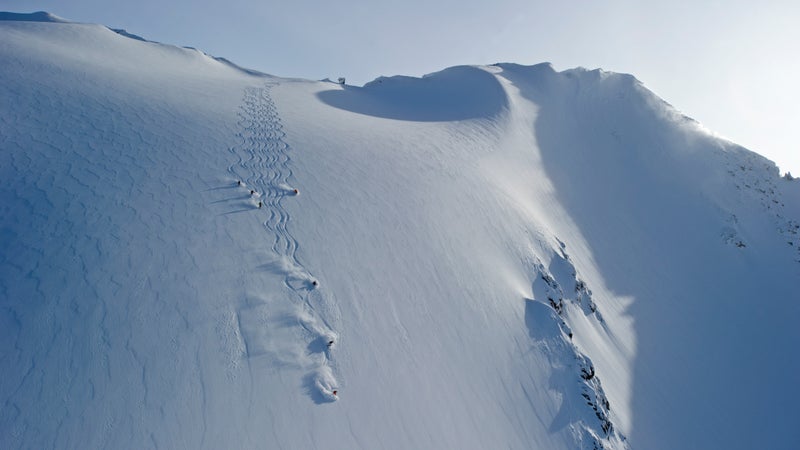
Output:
[2, 0, 798, 174]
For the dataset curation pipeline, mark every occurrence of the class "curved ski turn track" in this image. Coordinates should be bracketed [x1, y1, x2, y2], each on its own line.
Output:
[229, 83, 340, 403]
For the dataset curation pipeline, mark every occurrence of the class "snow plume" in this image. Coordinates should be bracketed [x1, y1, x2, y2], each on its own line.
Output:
[296, 306, 337, 344]
[236, 297, 339, 399]
[308, 365, 339, 403]
[260, 255, 316, 289]
[276, 183, 300, 195]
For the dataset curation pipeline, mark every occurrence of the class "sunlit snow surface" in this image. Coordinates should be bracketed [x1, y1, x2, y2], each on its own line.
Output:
[1, 13, 799, 450]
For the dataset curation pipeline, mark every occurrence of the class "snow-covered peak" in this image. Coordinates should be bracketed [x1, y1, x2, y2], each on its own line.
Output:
[0, 11, 69, 23]
[1, 15, 798, 450]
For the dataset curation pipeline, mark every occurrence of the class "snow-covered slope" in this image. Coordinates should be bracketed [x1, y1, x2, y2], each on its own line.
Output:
[1, 12, 798, 449]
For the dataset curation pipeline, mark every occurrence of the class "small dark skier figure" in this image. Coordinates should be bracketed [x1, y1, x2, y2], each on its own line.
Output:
[332, 390, 338, 396]
[311, 280, 318, 287]
[293, 188, 299, 195]
[250, 189, 255, 195]
[237, 180, 242, 186]
[327, 340, 334, 348]
[258, 201, 262, 208]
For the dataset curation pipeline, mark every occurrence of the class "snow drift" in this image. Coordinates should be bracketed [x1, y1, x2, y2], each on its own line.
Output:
[1, 12, 799, 450]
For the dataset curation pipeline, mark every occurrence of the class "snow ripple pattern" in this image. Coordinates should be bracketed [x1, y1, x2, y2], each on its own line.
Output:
[231, 83, 339, 403]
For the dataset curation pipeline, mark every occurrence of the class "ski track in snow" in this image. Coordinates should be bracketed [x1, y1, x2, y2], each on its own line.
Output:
[228, 83, 339, 403]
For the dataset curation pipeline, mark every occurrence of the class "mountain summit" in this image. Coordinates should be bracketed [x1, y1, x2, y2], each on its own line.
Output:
[1, 13, 798, 450]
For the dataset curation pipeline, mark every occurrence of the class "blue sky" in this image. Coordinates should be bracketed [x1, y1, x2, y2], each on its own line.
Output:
[2, 0, 798, 174]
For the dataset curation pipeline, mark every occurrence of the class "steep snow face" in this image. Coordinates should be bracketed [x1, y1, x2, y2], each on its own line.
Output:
[2, 15, 799, 450]
[491, 63, 800, 449]
[281, 62, 800, 450]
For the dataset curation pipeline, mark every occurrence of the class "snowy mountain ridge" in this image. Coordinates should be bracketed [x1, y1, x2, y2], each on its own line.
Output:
[1, 12, 799, 450]
[0, 11, 68, 23]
